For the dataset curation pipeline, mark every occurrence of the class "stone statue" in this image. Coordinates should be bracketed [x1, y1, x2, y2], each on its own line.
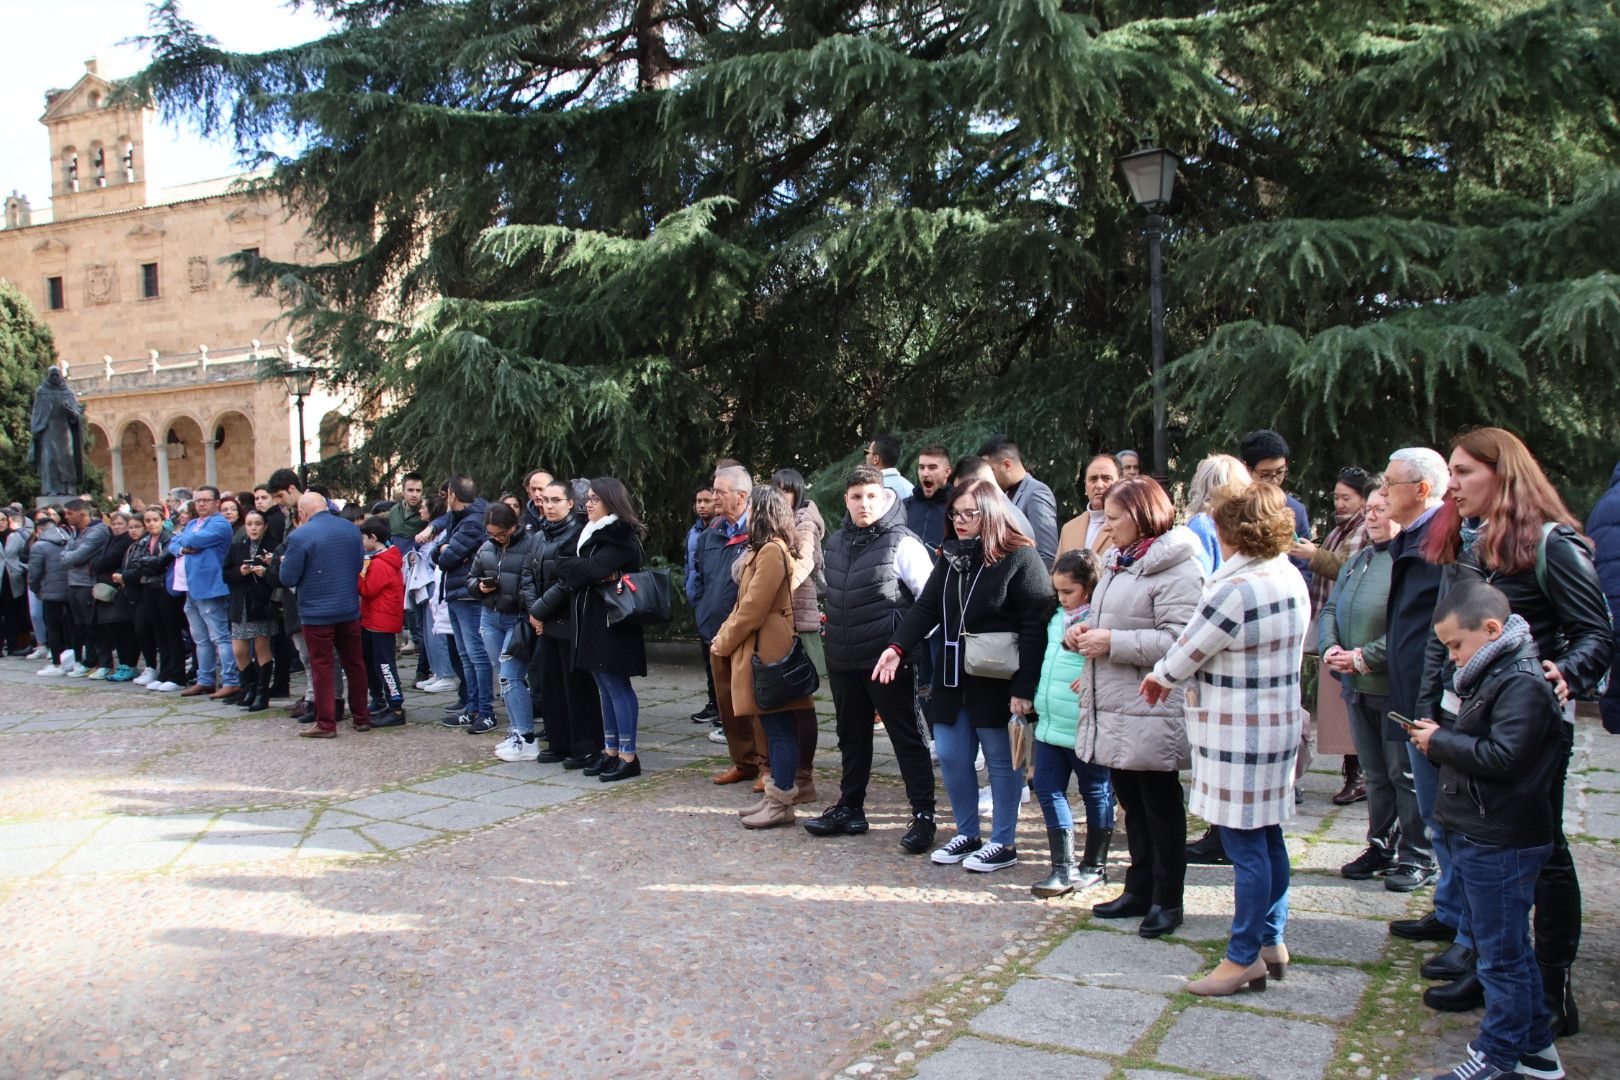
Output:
[29, 366, 84, 497]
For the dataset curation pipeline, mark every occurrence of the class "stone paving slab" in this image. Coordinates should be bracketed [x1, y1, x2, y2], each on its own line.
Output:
[471, 783, 583, 810]
[358, 821, 441, 851]
[332, 791, 452, 820]
[407, 772, 522, 799]
[173, 830, 301, 867]
[912, 1036, 1113, 1080]
[970, 980, 1167, 1056]
[83, 814, 215, 845]
[1036, 928, 1204, 992]
[54, 840, 181, 875]
[1155, 1005, 1340, 1080]
[0, 845, 69, 877]
[398, 798, 527, 831]
[0, 818, 104, 850]
[212, 808, 314, 833]
[1241, 962, 1370, 1020]
[297, 829, 378, 858]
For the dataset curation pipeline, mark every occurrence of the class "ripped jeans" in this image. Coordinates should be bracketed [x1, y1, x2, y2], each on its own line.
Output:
[479, 609, 533, 736]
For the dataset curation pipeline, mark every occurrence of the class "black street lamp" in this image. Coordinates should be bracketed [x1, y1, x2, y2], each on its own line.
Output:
[282, 362, 317, 487]
[1116, 142, 1180, 479]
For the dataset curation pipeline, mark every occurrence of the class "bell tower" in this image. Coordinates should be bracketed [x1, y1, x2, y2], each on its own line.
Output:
[42, 58, 152, 221]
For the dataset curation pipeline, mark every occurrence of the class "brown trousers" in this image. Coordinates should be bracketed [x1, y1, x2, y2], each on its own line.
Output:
[711, 651, 768, 772]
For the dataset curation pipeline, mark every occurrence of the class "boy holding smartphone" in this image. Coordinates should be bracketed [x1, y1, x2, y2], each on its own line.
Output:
[1406, 583, 1564, 1080]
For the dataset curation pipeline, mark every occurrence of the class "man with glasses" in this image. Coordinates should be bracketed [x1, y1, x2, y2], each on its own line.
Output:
[694, 464, 766, 783]
[1239, 430, 1311, 545]
[168, 485, 240, 698]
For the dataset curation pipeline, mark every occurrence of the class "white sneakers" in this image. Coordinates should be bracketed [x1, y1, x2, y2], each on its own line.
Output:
[26, 646, 48, 661]
[414, 675, 458, 693]
[35, 664, 65, 677]
[65, 663, 90, 678]
[706, 726, 729, 744]
[494, 733, 541, 762]
[148, 680, 183, 693]
[133, 669, 157, 686]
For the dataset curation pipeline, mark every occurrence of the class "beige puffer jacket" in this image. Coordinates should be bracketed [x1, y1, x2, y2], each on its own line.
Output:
[1074, 525, 1205, 772]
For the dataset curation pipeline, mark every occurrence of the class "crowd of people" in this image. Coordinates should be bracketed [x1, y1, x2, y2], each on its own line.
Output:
[5, 425, 1616, 1080]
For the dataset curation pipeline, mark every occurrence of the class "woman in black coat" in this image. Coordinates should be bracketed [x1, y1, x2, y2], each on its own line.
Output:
[129, 507, 187, 692]
[223, 510, 280, 710]
[91, 512, 137, 680]
[527, 479, 603, 767]
[551, 477, 648, 783]
[875, 479, 1056, 872]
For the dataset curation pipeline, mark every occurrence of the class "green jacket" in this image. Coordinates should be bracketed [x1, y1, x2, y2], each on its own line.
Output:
[387, 499, 426, 543]
[1318, 542, 1392, 698]
[1033, 608, 1086, 747]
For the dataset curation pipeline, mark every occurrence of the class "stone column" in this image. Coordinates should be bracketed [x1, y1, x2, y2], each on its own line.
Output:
[204, 435, 217, 487]
[155, 443, 170, 500]
[109, 446, 125, 497]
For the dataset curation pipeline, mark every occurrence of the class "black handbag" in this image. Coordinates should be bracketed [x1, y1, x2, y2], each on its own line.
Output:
[597, 569, 673, 626]
[749, 545, 820, 710]
[752, 634, 820, 711]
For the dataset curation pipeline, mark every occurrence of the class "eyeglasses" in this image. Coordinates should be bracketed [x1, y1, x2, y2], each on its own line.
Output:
[1383, 478, 1424, 489]
[1253, 467, 1288, 483]
[585, 493, 602, 504]
[949, 508, 983, 522]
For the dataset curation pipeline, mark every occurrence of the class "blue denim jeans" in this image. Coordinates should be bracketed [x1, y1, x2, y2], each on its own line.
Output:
[593, 671, 639, 754]
[447, 599, 492, 717]
[29, 591, 47, 649]
[760, 711, 798, 789]
[183, 594, 237, 688]
[1032, 741, 1115, 832]
[934, 710, 1022, 847]
[480, 609, 533, 736]
[416, 597, 457, 680]
[1218, 824, 1290, 965]
[1408, 743, 1472, 948]
[1447, 832, 1555, 1070]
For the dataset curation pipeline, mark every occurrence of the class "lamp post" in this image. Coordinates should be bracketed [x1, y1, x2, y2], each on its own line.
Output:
[281, 362, 317, 487]
[1116, 142, 1180, 479]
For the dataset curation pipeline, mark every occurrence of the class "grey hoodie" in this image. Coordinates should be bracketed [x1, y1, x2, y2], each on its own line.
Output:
[61, 520, 111, 589]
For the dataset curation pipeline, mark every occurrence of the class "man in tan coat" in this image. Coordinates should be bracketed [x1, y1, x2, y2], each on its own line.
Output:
[1058, 455, 1121, 557]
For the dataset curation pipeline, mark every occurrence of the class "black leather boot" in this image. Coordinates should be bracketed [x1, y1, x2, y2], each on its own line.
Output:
[234, 662, 260, 709]
[1093, 891, 1152, 919]
[248, 661, 272, 713]
[1185, 826, 1230, 865]
[1074, 827, 1113, 890]
[1541, 963, 1579, 1037]
[1031, 827, 1078, 898]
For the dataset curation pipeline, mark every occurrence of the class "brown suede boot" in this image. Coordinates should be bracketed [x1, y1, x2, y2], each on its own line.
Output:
[741, 783, 798, 829]
[738, 788, 770, 817]
[793, 767, 818, 805]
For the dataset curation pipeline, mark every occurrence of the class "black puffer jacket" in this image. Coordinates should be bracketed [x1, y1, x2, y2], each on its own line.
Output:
[1420, 524, 1612, 716]
[92, 532, 135, 625]
[555, 518, 647, 678]
[1429, 639, 1564, 847]
[471, 529, 539, 614]
[823, 496, 918, 674]
[128, 533, 174, 588]
[528, 513, 585, 635]
[890, 539, 1055, 728]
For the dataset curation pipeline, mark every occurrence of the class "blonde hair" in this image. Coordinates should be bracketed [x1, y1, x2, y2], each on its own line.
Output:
[1185, 454, 1252, 518]
[1211, 481, 1295, 559]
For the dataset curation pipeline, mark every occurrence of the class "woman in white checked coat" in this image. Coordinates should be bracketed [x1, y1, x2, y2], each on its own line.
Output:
[1140, 481, 1310, 998]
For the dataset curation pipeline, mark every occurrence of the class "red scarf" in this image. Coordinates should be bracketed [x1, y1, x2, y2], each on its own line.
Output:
[1111, 536, 1156, 572]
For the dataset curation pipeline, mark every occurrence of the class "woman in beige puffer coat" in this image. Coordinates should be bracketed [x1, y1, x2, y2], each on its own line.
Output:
[1067, 476, 1204, 939]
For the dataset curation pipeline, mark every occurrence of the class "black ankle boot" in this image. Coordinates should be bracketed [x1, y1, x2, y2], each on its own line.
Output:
[1422, 972, 1485, 1012]
[1074, 826, 1113, 890]
[1030, 827, 1077, 898]
[235, 663, 260, 709]
[1093, 891, 1152, 919]
[1186, 826, 1230, 865]
[1541, 963, 1578, 1037]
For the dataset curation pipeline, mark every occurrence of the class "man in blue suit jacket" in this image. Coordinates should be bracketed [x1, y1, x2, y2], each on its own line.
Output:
[279, 492, 370, 737]
[168, 485, 238, 698]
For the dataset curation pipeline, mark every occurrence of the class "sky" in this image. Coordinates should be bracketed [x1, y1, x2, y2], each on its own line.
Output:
[0, 1, 335, 209]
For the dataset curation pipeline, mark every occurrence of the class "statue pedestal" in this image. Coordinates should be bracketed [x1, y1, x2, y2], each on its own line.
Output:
[34, 494, 75, 510]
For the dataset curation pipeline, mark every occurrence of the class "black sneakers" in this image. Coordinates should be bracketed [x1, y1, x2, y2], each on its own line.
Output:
[690, 703, 719, 724]
[803, 805, 870, 837]
[899, 813, 937, 855]
[1384, 863, 1439, 892]
[1340, 844, 1397, 880]
[466, 714, 499, 735]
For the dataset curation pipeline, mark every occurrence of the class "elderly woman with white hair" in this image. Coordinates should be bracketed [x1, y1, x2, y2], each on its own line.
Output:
[1183, 454, 1252, 576]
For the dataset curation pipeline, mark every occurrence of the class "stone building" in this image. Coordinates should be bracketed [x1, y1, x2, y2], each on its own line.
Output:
[0, 60, 348, 500]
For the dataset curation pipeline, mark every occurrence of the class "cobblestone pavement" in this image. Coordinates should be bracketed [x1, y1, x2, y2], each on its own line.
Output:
[1, 645, 1615, 1079]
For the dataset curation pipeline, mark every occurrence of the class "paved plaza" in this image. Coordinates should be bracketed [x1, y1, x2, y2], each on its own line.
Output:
[0, 644, 1616, 1079]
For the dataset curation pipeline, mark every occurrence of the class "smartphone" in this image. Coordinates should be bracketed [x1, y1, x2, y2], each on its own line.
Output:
[1390, 711, 1421, 730]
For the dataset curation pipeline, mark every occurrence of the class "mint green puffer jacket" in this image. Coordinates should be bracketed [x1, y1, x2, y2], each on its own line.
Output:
[1034, 608, 1086, 748]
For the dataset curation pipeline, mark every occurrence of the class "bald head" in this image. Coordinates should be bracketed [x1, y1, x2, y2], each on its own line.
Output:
[297, 492, 328, 522]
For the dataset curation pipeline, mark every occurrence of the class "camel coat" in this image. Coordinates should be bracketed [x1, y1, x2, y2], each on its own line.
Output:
[1058, 508, 1114, 558]
[711, 539, 814, 717]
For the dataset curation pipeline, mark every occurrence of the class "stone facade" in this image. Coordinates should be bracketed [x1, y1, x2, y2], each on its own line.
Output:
[0, 61, 350, 501]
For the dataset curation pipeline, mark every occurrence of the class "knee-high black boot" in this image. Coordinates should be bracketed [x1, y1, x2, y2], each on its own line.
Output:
[248, 660, 272, 713]
[231, 662, 258, 708]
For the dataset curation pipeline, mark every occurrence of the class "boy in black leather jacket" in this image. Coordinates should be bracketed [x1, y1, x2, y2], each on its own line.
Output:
[1409, 583, 1564, 1080]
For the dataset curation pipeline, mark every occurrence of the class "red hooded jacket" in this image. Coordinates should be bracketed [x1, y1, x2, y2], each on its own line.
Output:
[358, 544, 405, 633]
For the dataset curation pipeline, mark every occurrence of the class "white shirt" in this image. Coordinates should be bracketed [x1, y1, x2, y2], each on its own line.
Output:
[1084, 507, 1108, 547]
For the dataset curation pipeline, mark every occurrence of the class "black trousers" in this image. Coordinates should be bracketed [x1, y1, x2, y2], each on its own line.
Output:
[1111, 767, 1187, 909]
[829, 666, 935, 815]
[42, 598, 72, 663]
[142, 588, 188, 684]
[700, 638, 717, 708]
[538, 632, 602, 757]
[69, 587, 99, 667]
[1535, 723, 1581, 966]
[270, 631, 294, 695]
[101, 620, 138, 667]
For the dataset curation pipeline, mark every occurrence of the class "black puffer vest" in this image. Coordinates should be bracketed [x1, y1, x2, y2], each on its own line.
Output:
[823, 497, 918, 674]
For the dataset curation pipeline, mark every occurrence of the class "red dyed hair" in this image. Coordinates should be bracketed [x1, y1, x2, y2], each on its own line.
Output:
[1104, 475, 1177, 540]
[949, 479, 1034, 564]
[1419, 427, 1580, 572]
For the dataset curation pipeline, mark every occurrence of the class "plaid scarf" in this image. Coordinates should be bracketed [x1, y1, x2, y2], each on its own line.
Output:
[1111, 536, 1155, 572]
[1455, 613, 1532, 695]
